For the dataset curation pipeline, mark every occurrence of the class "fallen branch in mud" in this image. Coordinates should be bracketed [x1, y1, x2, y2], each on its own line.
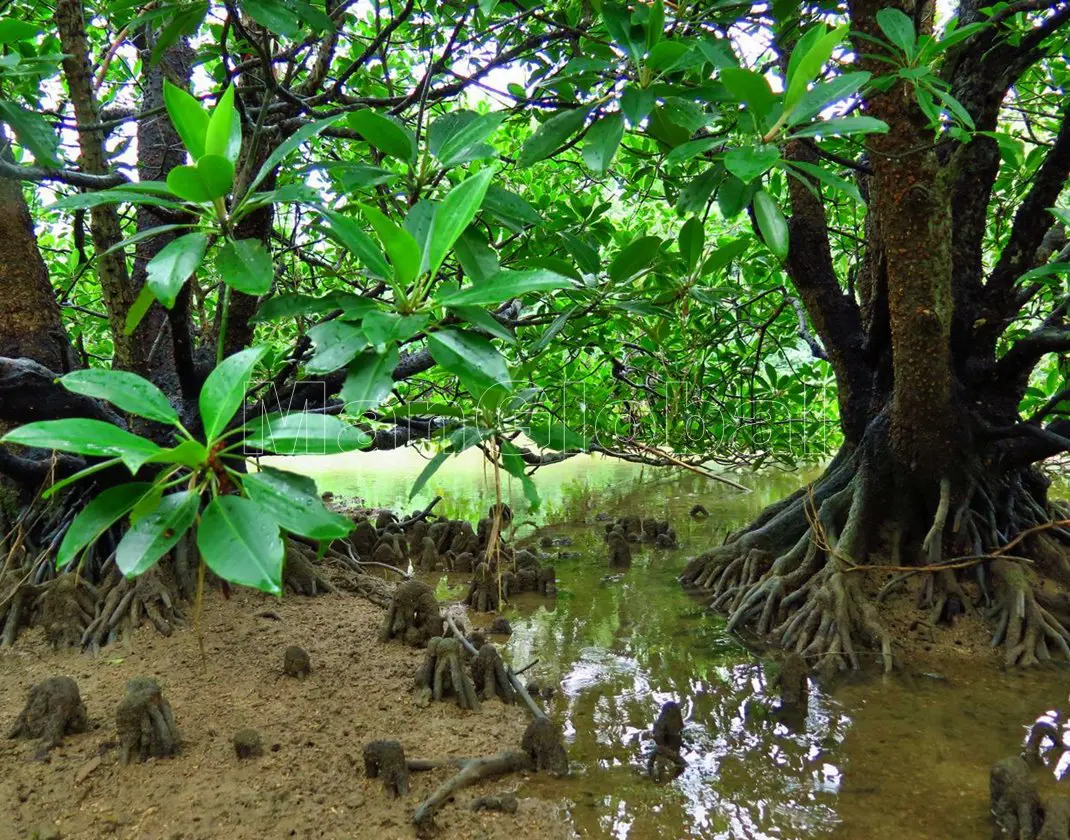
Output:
[410, 750, 533, 831]
[444, 613, 545, 721]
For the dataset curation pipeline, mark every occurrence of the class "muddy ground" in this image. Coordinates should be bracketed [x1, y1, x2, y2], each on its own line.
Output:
[0, 588, 571, 840]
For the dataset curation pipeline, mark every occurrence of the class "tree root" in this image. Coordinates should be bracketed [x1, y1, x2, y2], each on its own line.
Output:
[415, 636, 480, 711]
[411, 750, 532, 834]
[521, 717, 569, 776]
[8, 676, 88, 757]
[989, 560, 1070, 666]
[82, 565, 184, 651]
[34, 575, 97, 649]
[470, 643, 515, 704]
[379, 580, 443, 646]
[116, 677, 179, 765]
[363, 739, 410, 797]
[283, 541, 337, 596]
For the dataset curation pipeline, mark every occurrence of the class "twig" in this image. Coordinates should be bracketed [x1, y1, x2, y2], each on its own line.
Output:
[411, 750, 532, 828]
[626, 441, 751, 493]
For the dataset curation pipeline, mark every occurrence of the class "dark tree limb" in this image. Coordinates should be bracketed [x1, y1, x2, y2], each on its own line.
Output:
[411, 750, 532, 830]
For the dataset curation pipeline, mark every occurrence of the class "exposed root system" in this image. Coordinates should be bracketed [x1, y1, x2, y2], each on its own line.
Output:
[379, 580, 443, 647]
[116, 676, 179, 765]
[521, 718, 569, 777]
[363, 739, 409, 798]
[8, 676, 88, 756]
[415, 636, 480, 711]
[411, 750, 532, 834]
[470, 643, 515, 704]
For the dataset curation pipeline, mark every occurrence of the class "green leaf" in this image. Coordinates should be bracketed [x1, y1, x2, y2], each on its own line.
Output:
[788, 72, 871, 126]
[428, 168, 496, 277]
[427, 329, 512, 400]
[646, 0, 664, 50]
[526, 420, 588, 451]
[499, 439, 539, 509]
[166, 154, 234, 202]
[404, 199, 437, 275]
[437, 269, 575, 306]
[145, 439, 208, 469]
[429, 110, 504, 167]
[242, 0, 332, 38]
[666, 136, 719, 165]
[784, 25, 847, 110]
[163, 79, 209, 159]
[482, 185, 542, 230]
[409, 451, 449, 500]
[454, 228, 500, 283]
[719, 68, 776, 125]
[197, 496, 284, 595]
[244, 412, 371, 454]
[61, 370, 179, 426]
[116, 491, 199, 578]
[251, 291, 373, 323]
[724, 144, 779, 184]
[243, 467, 353, 540]
[788, 160, 864, 204]
[56, 483, 154, 570]
[677, 166, 722, 215]
[306, 321, 368, 373]
[340, 346, 399, 412]
[0, 101, 60, 166]
[362, 312, 428, 349]
[2, 419, 161, 473]
[678, 217, 704, 272]
[787, 116, 889, 139]
[146, 232, 207, 308]
[701, 238, 750, 276]
[124, 285, 155, 336]
[518, 107, 589, 168]
[205, 84, 241, 163]
[359, 203, 422, 285]
[620, 85, 654, 128]
[348, 110, 416, 163]
[609, 236, 662, 282]
[582, 113, 624, 173]
[0, 20, 42, 43]
[876, 8, 916, 55]
[200, 346, 267, 442]
[319, 210, 391, 280]
[753, 190, 789, 260]
[247, 115, 343, 195]
[602, 2, 644, 63]
[448, 306, 517, 344]
[48, 189, 186, 213]
[647, 40, 691, 72]
[216, 238, 273, 295]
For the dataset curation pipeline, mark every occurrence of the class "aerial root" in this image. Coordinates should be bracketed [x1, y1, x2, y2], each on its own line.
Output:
[989, 559, 1070, 667]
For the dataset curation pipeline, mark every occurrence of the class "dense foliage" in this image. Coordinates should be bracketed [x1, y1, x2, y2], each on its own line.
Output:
[0, 0, 1067, 651]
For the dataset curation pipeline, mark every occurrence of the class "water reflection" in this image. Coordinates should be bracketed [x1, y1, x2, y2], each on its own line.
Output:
[291, 448, 1070, 839]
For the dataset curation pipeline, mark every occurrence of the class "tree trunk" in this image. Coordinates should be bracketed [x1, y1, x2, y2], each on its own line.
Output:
[684, 0, 1070, 672]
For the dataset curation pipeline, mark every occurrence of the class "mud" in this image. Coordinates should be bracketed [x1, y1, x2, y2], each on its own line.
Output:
[0, 589, 568, 840]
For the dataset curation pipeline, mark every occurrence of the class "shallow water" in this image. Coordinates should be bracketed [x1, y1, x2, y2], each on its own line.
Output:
[289, 449, 1070, 839]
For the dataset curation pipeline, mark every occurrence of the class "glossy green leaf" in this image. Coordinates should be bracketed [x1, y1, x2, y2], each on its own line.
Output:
[56, 483, 154, 570]
[620, 86, 654, 128]
[348, 110, 416, 163]
[678, 217, 704, 272]
[719, 68, 776, 125]
[724, 144, 779, 184]
[0, 20, 41, 43]
[362, 312, 428, 349]
[216, 238, 273, 295]
[518, 107, 589, 168]
[582, 113, 624, 173]
[427, 329, 512, 400]
[409, 451, 449, 500]
[788, 116, 888, 139]
[428, 168, 496, 276]
[200, 346, 267, 441]
[788, 72, 871, 126]
[319, 210, 391, 279]
[448, 306, 517, 344]
[526, 420, 588, 451]
[197, 496, 284, 595]
[876, 8, 916, 55]
[341, 346, 400, 412]
[244, 411, 371, 454]
[146, 232, 207, 308]
[166, 154, 234, 202]
[0, 100, 60, 166]
[437, 269, 574, 306]
[116, 491, 199, 578]
[609, 236, 662, 282]
[358, 203, 421, 285]
[247, 115, 343, 195]
[162, 79, 209, 159]
[243, 467, 353, 540]
[784, 25, 847, 110]
[1, 419, 162, 473]
[499, 438, 539, 510]
[430, 110, 504, 167]
[205, 84, 241, 163]
[61, 369, 179, 426]
[753, 190, 789, 260]
[306, 321, 368, 373]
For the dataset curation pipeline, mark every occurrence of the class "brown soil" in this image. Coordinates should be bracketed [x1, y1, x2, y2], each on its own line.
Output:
[0, 588, 570, 840]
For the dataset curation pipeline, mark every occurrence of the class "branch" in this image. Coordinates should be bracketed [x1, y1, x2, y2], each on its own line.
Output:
[0, 159, 127, 189]
[0, 357, 123, 425]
